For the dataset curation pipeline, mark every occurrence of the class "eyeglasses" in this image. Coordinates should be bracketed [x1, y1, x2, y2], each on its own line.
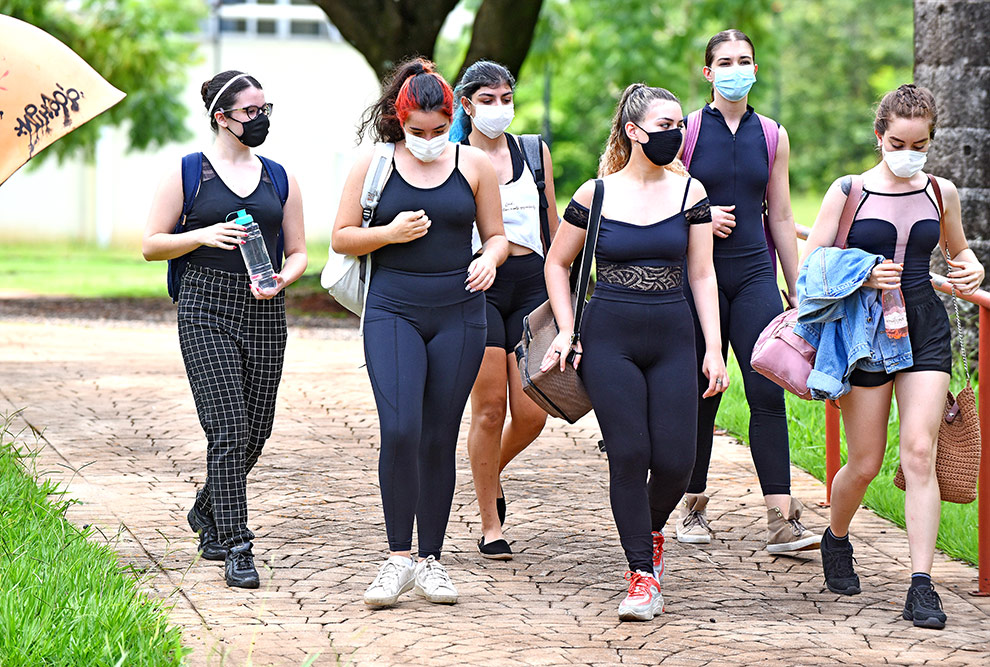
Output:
[222, 103, 273, 120]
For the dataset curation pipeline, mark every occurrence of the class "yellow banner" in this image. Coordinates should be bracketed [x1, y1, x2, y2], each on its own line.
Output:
[0, 14, 126, 185]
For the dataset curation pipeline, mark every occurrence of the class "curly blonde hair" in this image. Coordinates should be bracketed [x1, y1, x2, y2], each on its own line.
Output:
[598, 83, 689, 177]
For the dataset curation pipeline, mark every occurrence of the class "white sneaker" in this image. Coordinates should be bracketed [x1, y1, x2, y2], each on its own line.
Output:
[364, 555, 415, 607]
[618, 570, 663, 622]
[413, 555, 458, 604]
[675, 493, 713, 544]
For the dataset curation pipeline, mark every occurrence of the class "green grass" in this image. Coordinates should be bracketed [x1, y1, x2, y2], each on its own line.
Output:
[0, 414, 188, 666]
[0, 241, 331, 299]
[717, 354, 979, 565]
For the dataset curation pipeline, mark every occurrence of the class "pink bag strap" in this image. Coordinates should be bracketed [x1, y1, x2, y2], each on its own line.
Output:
[756, 113, 779, 182]
[834, 175, 863, 249]
[681, 109, 703, 170]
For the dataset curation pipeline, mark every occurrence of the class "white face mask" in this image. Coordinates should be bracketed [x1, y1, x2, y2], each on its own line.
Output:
[471, 103, 514, 139]
[882, 147, 928, 178]
[405, 131, 449, 163]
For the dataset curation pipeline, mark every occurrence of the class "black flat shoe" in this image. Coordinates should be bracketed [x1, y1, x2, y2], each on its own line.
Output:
[187, 505, 228, 561]
[478, 536, 513, 560]
[225, 542, 260, 589]
[496, 483, 506, 527]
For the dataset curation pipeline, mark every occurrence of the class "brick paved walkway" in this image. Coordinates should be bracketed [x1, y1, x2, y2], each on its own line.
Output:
[1, 319, 988, 666]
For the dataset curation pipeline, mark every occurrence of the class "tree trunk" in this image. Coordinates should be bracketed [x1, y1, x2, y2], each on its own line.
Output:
[915, 0, 990, 357]
[313, 0, 544, 82]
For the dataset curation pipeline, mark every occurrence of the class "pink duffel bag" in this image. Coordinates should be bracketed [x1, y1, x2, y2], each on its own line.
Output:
[750, 309, 815, 400]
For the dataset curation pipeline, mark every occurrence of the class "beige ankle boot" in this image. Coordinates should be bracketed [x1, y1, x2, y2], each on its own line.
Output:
[675, 493, 712, 544]
[766, 497, 822, 553]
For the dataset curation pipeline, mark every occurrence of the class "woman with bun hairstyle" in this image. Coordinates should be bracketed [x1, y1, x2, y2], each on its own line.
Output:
[542, 83, 728, 621]
[804, 84, 983, 629]
[675, 29, 821, 554]
[331, 58, 508, 607]
[450, 60, 560, 560]
[143, 70, 307, 589]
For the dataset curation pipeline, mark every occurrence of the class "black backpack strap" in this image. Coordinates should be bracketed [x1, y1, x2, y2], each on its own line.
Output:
[518, 134, 551, 254]
[258, 155, 289, 271]
[571, 179, 604, 344]
[167, 152, 203, 303]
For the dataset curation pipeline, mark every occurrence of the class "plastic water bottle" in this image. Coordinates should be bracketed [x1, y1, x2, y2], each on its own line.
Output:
[231, 209, 278, 292]
[882, 287, 908, 339]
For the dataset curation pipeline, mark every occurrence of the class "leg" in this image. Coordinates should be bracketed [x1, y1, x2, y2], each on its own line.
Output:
[179, 316, 253, 548]
[467, 347, 508, 542]
[829, 383, 893, 536]
[363, 312, 429, 558]
[893, 371, 949, 574]
[499, 358, 549, 471]
[416, 300, 487, 560]
[241, 294, 288, 475]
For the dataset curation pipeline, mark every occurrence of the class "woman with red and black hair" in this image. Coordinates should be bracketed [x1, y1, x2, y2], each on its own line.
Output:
[332, 57, 507, 607]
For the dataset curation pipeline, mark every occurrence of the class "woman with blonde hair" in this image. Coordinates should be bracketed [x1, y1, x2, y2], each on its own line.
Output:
[542, 83, 727, 621]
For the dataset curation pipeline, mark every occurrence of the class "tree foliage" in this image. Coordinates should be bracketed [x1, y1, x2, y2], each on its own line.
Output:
[0, 0, 205, 162]
[498, 0, 912, 199]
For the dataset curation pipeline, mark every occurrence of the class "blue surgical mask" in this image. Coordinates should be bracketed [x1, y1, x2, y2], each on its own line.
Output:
[712, 65, 756, 102]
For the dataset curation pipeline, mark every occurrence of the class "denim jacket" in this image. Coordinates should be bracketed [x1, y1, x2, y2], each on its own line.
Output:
[794, 246, 913, 400]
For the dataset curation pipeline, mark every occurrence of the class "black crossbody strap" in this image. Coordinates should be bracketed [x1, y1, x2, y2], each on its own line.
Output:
[571, 179, 604, 344]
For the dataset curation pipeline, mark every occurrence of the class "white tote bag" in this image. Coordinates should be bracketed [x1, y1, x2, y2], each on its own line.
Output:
[321, 142, 394, 319]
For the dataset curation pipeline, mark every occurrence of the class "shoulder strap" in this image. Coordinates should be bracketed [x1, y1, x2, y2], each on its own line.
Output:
[834, 175, 863, 249]
[360, 142, 395, 225]
[681, 110, 703, 170]
[928, 174, 944, 220]
[258, 155, 289, 206]
[756, 114, 779, 180]
[176, 152, 203, 231]
[680, 177, 693, 211]
[572, 179, 604, 343]
[518, 134, 551, 253]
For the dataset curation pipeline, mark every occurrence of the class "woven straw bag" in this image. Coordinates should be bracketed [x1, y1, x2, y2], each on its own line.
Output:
[893, 176, 981, 503]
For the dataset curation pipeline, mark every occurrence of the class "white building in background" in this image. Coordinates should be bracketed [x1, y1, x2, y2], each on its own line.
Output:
[0, 0, 381, 245]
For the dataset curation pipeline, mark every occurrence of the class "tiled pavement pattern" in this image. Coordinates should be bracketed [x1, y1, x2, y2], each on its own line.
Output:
[1, 319, 988, 666]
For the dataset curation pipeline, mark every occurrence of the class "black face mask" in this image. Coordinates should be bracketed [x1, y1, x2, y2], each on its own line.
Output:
[633, 124, 682, 166]
[228, 113, 270, 148]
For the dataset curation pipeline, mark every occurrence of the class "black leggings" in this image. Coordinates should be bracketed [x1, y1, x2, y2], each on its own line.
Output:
[363, 267, 486, 559]
[179, 265, 287, 548]
[581, 295, 698, 572]
[685, 249, 790, 497]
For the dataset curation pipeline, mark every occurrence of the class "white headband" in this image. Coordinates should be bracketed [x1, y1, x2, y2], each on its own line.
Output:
[207, 73, 251, 118]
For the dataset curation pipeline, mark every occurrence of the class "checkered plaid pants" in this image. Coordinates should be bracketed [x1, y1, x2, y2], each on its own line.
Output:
[178, 265, 287, 548]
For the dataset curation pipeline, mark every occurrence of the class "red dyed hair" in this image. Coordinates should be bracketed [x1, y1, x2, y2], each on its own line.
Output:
[395, 72, 454, 124]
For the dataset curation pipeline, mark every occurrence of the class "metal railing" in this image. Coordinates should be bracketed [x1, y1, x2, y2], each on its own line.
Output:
[794, 223, 989, 596]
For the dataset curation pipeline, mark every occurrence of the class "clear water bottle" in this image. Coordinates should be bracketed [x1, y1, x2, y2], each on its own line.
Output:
[230, 209, 277, 292]
[881, 286, 908, 339]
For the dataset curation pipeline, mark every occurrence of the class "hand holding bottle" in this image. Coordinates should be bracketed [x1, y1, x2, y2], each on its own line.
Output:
[864, 259, 902, 290]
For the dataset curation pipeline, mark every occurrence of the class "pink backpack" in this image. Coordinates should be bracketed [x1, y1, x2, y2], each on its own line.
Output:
[681, 109, 780, 268]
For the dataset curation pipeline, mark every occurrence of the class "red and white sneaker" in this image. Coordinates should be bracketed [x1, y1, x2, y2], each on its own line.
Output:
[652, 531, 666, 582]
[617, 570, 663, 621]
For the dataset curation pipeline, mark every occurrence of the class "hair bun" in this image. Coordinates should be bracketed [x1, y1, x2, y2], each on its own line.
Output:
[200, 80, 211, 103]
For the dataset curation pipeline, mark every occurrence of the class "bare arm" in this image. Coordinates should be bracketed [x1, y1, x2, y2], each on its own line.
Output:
[465, 147, 508, 292]
[766, 125, 799, 306]
[685, 180, 729, 397]
[936, 176, 985, 294]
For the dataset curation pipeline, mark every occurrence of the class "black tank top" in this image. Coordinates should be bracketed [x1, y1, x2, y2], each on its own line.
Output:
[687, 105, 774, 257]
[184, 154, 283, 273]
[371, 145, 477, 273]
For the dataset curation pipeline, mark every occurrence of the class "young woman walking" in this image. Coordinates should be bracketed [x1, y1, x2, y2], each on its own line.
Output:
[450, 60, 560, 560]
[331, 58, 508, 607]
[143, 70, 307, 588]
[674, 29, 820, 552]
[542, 84, 728, 621]
[803, 84, 983, 629]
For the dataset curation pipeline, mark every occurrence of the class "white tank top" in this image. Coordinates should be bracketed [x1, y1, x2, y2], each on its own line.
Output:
[471, 144, 544, 256]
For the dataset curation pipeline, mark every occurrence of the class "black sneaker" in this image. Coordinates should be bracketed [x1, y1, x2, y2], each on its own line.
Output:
[187, 505, 228, 561]
[820, 531, 861, 595]
[225, 542, 260, 589]
[903, 583, 947, 629]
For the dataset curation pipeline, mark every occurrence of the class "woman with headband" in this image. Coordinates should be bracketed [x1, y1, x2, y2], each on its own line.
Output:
[143, 70, 307, 589]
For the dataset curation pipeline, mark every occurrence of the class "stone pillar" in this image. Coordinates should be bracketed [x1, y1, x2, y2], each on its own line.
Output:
[915, 0, 990, 272]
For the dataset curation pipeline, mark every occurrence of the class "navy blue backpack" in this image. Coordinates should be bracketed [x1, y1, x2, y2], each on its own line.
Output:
[166, 152, 289, 302]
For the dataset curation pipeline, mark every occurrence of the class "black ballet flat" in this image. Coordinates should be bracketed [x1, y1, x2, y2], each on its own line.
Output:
[478, 536, 513, 560]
